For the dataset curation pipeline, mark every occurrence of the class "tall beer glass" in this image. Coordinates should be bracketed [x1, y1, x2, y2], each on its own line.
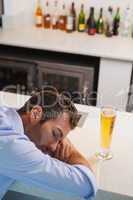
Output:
[96, 106, 116, 160]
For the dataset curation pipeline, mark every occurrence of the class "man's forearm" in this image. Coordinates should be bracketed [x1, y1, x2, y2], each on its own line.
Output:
[67, 150, 94, 173]
[51, 138, 97, 175]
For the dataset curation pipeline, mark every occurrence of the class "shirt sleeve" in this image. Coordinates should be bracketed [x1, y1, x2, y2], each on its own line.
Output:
[0, 136, 97, 199]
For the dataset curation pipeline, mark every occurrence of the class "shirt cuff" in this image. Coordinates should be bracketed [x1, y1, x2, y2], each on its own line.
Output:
[74, 164, 98, 199]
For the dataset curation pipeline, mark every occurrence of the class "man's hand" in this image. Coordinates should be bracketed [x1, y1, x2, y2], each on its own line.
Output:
[54, 138, 99, 176]
[53, 138, 74, 162]
[41, 137, 98, 176]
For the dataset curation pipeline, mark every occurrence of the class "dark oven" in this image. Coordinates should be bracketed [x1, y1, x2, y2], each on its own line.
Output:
[0, 57, 35, 94]
[37, 60, 98, 105]
[0, 46, 99, 106]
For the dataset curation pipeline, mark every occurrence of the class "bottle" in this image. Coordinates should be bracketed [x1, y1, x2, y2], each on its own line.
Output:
[44, 1, 51, 29]
[121, 6, 131, 37]
[113, 7, 120, 36]
[0, 0, 4, 29]
[96, 8, 104, 34]
[58, 4, 67, 31]
[87, 7, 96, 35]
[78, 4, 86, 32]
[71, 2, 76, 31]
[0, 16, 3, 29]
[105, 6, 113, 37]
[66, 2, 76, 33]
[35, 0, 43, 28]
[52, 0, 58, 29]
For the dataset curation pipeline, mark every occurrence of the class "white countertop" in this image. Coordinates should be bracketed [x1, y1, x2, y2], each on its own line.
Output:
[0, 91, 133, 199]
[0, 27, 133, 62]
[70, 104, 133, 197]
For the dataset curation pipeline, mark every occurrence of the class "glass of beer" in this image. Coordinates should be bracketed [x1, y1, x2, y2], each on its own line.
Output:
[96, 106, 116, 160]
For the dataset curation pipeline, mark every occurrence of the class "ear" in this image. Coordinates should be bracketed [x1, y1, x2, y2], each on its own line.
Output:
[30, 106, 43, 125]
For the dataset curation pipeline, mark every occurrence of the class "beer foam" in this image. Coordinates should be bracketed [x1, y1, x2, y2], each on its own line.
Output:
[102, 108, 116, 117]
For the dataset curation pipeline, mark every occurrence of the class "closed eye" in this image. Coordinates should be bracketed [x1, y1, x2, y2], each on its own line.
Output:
[52, 128, 63, 142]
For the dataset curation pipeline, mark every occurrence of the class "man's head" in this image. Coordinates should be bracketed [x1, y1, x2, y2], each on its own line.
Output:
[18, 89, 78, 154]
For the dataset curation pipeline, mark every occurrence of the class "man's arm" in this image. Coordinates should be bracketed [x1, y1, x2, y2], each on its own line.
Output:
[0, 136, 97, 199]
[53, 138, 97, 174]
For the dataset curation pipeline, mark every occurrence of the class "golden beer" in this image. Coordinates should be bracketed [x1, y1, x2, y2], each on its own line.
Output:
[100, 108, 116, 149]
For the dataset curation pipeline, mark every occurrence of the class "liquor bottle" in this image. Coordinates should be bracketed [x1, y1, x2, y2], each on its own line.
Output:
[78, 4, 86, 32]
[66, 2, 76, 33]
[113, 7, 120, 36]
[71, 2, 76, 31]
[58, 4, 67, 31]
[105, 6, 113, 37]
[87, 7, 96, 35]
[96, 8, 104, 34]
[44, 1, 51, 29]
[35, 0, 43, 28]
[0, 16, 3, 28]
[121, 6, 131, 37]
[0, 0, 4, 29]
[52, 0, 58, 29]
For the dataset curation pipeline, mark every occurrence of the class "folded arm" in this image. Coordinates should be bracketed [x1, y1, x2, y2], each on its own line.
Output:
[0, 136, 97, 199]
[53, 138, 98, 174]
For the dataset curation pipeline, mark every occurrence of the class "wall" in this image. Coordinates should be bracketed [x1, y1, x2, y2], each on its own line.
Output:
[3, 0, 133, 27]
[4, 0, 133, 16]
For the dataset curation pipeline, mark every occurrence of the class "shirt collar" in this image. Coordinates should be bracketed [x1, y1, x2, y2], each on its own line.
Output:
[13, 109, 25, 135]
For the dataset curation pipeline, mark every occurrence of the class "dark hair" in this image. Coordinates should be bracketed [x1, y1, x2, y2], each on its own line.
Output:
[18, 88, 79, 129]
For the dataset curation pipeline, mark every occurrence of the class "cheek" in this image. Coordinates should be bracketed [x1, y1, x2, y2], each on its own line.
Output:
[39, 121, 55, 146]
[39, 133, 46, 146]
[39, 129, 54, 146]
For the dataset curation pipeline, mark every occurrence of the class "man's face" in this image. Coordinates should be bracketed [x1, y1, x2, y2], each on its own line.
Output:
[37, 112, 71, 154]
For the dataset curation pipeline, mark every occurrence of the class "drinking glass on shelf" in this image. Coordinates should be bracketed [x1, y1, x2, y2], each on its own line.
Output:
[96, 106, 116, 160]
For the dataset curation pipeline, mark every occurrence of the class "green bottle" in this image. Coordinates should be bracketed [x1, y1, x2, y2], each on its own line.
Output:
[96, 8, 104, 34]
[113, 7, 120, 36]
[78, 4, 86, 32]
